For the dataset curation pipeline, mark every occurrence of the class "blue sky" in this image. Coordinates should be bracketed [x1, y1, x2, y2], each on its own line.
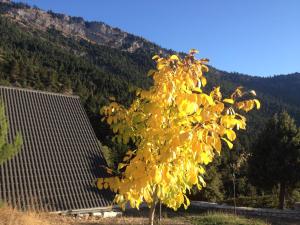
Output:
[15, 0, 300, 77]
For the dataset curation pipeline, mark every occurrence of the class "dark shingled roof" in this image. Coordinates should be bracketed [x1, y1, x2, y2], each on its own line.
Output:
[0, 86, 113, 212]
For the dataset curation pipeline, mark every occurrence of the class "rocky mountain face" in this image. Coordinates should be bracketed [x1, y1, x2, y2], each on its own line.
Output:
[0, 0, 170, 54]
[0, 0, 300, 126]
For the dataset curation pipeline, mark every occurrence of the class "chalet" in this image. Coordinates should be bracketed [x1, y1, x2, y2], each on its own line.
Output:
[0, 86, 113, 213]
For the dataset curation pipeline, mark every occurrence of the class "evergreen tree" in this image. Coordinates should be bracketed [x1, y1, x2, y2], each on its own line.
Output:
[248, 111, 300, 209]
[0, 100, 22, 165]
[190, 158, 224, 202]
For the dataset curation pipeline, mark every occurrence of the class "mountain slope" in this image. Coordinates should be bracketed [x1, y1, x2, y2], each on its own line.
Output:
[206, 68, 300, 124]
[0, 0, 175, 55]
[0, 0, 300, 146]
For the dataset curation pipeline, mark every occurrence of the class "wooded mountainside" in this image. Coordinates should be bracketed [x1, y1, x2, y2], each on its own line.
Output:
[0, 1, 299, 206]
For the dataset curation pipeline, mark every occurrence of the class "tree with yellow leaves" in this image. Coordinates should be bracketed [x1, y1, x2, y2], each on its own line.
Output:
[98, 50, 260, 225]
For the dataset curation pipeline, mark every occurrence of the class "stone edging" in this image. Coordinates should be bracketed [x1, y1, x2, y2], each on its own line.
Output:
[190, 201, 300, 220]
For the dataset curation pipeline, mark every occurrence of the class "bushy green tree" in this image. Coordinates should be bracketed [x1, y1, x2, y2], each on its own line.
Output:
[248, 111, 300, 209]
[0, 100, 22, 165]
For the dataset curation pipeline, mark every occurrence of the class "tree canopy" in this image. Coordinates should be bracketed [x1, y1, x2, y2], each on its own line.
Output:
[98, 50, 259, 224]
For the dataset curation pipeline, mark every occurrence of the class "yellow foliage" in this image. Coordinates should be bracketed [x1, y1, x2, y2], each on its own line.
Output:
[98, 50, 260, 211]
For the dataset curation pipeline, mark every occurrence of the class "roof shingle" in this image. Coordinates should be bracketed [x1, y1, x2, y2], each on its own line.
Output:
[0, 86, 113, 211]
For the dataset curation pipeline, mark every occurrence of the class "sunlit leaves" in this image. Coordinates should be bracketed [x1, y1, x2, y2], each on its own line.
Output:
[254, 99, 261, 109]
[98, 50, 260, 212]
[235, 99, 260, 112]
[225, 129, 237, 141]
[221, 137, 234, 149]
[170, 55, 180, 61]
[223, 98, 234, 104]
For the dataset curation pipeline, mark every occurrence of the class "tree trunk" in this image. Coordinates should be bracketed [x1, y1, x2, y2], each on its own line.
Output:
[149, 201, 157, 225]
[159, 201, 162, 224]
[149, 186, 159, 225]
[279, 182, 286, 210]
[232, 173, 237, 215]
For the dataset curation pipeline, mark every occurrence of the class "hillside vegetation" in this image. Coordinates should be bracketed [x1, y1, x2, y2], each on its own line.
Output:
[0, 1, 300, 208]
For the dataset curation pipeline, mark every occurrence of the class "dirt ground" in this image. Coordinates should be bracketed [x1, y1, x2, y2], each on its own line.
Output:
[0, 205, 299, 225]
[71, 207, 300, 225]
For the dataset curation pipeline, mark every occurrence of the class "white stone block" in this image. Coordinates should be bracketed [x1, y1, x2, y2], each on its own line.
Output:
[92, 212, 103, 217]
[103, 211, 122, 218]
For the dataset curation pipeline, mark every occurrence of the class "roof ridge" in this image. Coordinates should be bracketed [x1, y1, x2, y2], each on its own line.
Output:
[0, 85, 79, 98]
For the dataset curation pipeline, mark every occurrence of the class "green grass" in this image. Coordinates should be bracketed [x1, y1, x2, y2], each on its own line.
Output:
[191, 212, 270, 225]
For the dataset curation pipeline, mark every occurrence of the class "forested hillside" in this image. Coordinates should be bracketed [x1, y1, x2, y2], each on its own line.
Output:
[0, 0, 299, 163]
[0, 0, 300, 206]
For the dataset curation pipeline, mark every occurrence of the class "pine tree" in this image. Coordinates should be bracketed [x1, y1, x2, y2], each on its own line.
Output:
[0, 100, 22, 165]
[249, 111, 300, 209]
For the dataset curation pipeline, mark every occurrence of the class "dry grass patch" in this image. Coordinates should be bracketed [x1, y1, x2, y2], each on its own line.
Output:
[0, 206, 68, 225]
[0, 206, 190, 225]
[4, 206, 294, 225]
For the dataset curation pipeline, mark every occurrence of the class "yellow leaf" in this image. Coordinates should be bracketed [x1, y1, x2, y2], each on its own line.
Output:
[231, 87, 243, 99]
[223, 98, 234, 104]
[198, 166, 205, 174]
[97, 179, 103, 189]
[254, 99, 261, 109]
[170, 55, 179, 61]
[236, 100, 255, 112]
[154, 169, 162, 183]
[214, 137, 222, 153]
[192, 87, 202, 93]
[221, 138, 233, 149]
[118, 163, 127, 170]
[201, 65, 209, 72]
[225, 129, 236, 141]
[183, 195, 190, 209]
[144, 189, 152, 203]
[200, 58, 210, 63]
[189, 170, 198, 185]
[198, 175, 206, 187]
[179, 132, 190, 143]
[157, 63, 165, 70]
[152, 55, 160, 60]
[103, 182, 109, 189]
[200, 94, 214, 105]
[200, 76, 207, 87]
[107, 116, 113, 125]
